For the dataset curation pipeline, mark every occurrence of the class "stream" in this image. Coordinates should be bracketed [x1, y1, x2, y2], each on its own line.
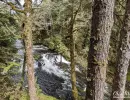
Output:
[14, 40, 86, 100]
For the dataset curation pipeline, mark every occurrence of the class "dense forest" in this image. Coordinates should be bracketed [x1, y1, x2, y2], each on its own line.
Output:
[0, 0, 130, 100]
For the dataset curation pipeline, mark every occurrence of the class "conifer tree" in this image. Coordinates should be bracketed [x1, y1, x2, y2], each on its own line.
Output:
[112, 0, 130, 99]
[86, 0, 115, 100]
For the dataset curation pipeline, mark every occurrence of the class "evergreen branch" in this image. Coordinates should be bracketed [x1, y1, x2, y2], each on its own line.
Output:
[1, 62, 20, 74]
[4, 23, 20, 38]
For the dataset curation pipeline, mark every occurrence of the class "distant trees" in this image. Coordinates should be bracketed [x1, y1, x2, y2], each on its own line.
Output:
[86, 0, 115, 100]
[111, 0, 130, 100]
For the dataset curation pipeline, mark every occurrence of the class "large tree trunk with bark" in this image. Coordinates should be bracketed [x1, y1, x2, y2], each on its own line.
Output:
[111, 0, 130, 100]
[86, 0, 115, 100]
[23, 0, 38, 100]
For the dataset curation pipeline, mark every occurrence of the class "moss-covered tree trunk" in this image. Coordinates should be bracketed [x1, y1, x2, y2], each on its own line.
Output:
[111, 0, 130, 100]
[23, 0, 38, 100]
[70, 23, 78, 100]
[69, 0, 78, 99]
[86, 0, 115, 100]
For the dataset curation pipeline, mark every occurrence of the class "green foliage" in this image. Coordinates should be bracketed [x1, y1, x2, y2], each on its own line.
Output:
[44, 35, 70, 59]
[1, 0, 129, 99]
[19, 92, 57, 100]
[0, 62, 20, 74]
[34, 54, 41, 60]
[18, 85, 57, 100]
[0, 61, 20, 100]
[0, 74, 21, 100]
[0, 4, 18, 65]
[38, 93, 57, 100]
[32, 0, 91, 67]
[5, 82, 57, 100]
[127, 69, 130, 82]
[0, 3, 20, 100]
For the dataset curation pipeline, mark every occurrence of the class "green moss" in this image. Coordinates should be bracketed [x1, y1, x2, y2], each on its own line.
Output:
[19, 91, 29, 100]
[127, 69, 130, 82]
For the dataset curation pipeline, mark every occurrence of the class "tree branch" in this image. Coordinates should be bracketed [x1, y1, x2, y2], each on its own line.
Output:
[0, 0, 25, 13]
[73, 0, 83, 22]
[7, 2, 25, 13]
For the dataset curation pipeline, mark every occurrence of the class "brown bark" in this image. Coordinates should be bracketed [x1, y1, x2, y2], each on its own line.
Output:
[86, 0, 115, 100]
[111, 0, 130, 100]
[23, 0, 38, 100]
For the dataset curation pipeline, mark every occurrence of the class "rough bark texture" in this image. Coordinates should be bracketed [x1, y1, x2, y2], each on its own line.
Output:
[23, 0, 38, 100]
[111, 0, 130, 100]
[86, 0, 115, 100]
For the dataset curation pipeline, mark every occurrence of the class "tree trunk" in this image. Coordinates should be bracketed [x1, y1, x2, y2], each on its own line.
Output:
[86, 0, 115, 100]
[23, 0, 38, 100]
[69, 1, 78, 99]
[21, 52, 26, 87]
[21, 40, 26, 86]
[70, 24, 78, 100]
[111, 0, 130, 100]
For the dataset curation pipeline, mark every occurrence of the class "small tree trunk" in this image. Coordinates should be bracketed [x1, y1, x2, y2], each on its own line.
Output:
[70, 24, 78, 100]
[111, 0, 130, 100]
[23, 0, 38, 100]
[21, 52, 26, 85]
[86, 0, 115, 100]
[69, 1, 78, 99]
[21, 39, 26, 85]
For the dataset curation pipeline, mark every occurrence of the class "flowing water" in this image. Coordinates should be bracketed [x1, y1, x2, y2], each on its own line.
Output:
[15, 40, 86, 100]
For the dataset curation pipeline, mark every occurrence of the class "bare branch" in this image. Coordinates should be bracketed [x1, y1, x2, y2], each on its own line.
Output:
[7, 2, 25, 13]
[0, 0, 25, 13]
[73, 0, 83, 22]
[15, 0, 22, 6]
